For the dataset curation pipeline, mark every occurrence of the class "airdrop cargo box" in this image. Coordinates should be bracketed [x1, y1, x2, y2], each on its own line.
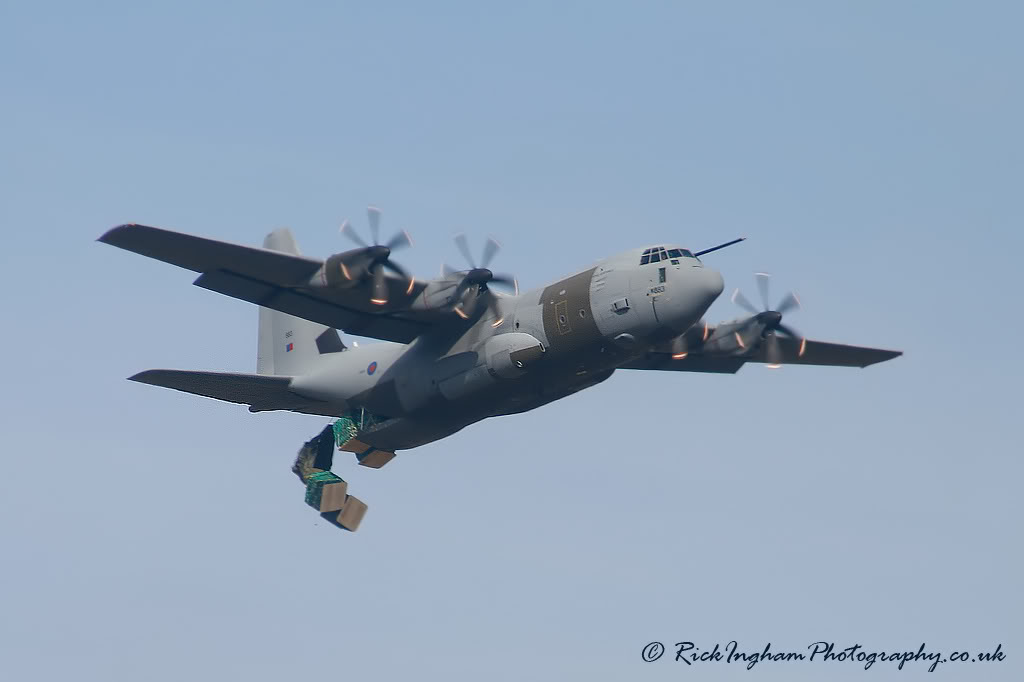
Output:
[304, 471, 348, 513]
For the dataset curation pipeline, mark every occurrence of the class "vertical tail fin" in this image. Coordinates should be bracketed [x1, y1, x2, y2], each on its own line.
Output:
[257, 229, 346, 376]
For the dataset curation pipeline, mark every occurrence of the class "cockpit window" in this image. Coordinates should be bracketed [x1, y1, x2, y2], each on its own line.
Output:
[640, 246, 699, 265]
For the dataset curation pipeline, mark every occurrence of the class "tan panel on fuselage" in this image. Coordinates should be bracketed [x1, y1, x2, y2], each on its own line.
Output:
[540, 268, 602, 354]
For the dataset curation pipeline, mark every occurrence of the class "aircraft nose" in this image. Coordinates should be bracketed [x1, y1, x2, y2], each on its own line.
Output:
[702, 268, 724, 300]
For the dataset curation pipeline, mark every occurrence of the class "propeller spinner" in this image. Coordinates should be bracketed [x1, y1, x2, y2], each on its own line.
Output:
[731, 273, 805, 368]
[338, 206, 414, 306]
[442, 234, 518, 327]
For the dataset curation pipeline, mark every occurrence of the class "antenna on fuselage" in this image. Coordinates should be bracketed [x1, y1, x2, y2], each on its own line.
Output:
[694, 237, 746, 257]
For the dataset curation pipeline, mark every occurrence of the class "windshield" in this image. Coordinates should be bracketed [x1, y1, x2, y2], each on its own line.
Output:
[640, 246, 699, 265]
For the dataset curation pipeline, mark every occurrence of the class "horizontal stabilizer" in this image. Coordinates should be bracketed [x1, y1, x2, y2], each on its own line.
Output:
[129, 369, 342, 416]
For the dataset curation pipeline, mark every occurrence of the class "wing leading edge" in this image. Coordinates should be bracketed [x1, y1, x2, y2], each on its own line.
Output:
[622, 337, 902, 374]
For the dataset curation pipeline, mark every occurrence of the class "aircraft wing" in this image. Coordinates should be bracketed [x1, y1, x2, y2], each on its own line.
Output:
[99, 224, 432, 343]
[621, 337, 902, 374]
[129, 369, 343, 417]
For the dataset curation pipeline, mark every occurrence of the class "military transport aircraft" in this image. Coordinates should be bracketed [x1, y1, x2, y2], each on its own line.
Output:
[99, 208, 901, 467]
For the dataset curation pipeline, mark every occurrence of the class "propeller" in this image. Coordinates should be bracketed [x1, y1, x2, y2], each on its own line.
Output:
[442, 234, 518, 327]
[670, 335, 689, 359]
[731, 273, 805, 368]
[338, 206, 414, 305]
[669, 320, 711, 359]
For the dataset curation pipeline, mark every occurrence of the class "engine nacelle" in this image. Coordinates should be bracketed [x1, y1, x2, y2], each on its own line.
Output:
[306, 252, 368, 289]
[404, 279, 461, 312]
[484, 332, 545, 378]
[437, 333, 544, 401]
[702, 317, 763, 356]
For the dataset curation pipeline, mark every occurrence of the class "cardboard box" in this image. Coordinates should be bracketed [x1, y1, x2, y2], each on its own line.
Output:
[304, 471, 348, 513]
[338, 438, 371, 454]
[357, 449, 396, 469]
[335, 495, 368, 531]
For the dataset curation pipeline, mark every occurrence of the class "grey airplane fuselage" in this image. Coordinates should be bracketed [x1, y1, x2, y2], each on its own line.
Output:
[289, 247, 724, 450]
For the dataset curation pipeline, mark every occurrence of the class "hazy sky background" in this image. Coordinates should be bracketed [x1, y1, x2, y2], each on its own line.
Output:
[2, 2, 1021, 679]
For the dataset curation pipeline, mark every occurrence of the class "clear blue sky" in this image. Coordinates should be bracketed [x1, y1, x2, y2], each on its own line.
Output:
[2, 2, 1021, 680]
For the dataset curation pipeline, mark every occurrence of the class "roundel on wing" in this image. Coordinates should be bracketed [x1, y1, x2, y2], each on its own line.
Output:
[367, 361, 378, 375]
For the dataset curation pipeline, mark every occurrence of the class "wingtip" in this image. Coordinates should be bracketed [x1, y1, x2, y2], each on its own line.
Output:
[127, 369, 158, 384]
[860, 349, 904, 368]
[97, 223, 140, 245]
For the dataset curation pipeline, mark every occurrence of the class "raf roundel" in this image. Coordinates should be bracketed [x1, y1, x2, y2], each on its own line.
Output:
[367, 361, 378, 376]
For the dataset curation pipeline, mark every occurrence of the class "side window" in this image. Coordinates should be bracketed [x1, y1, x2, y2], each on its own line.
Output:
[650, 251, 661, 263]
[658, 267, 666, 283]
[640, 255, 650, 265]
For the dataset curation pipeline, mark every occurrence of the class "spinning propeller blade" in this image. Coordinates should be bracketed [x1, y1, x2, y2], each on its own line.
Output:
[371, 266, 388, 305]
[443, 234, 518, 324]
[671, 334, 689, 359]
[339, 219, 367, 248]
[385, 230, 413, 251]
[764, 333, 783, 368]
[488, 274, 517, 294]
[755, 272, 772, 311]
[776, 291, 801, 315]
[336, 206, 416, 305]
[732, 273, 807, 367]
[367, 205, 382, 245]
[731, 289, 760, 315]
[454, 233, 476, 269]
[480, 237, 501, 269]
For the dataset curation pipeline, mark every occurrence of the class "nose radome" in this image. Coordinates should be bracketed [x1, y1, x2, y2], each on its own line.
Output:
[703, 268, 724, 299]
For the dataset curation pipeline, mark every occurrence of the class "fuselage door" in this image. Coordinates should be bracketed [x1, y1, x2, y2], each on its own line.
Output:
[643, 247, 672, 323]
[650, 264, 670, 323]
[629, 253, 663, 335]
[651, 248, 699, 325]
